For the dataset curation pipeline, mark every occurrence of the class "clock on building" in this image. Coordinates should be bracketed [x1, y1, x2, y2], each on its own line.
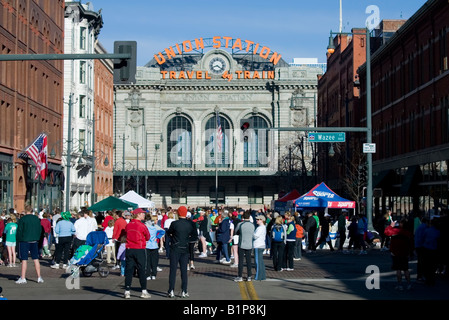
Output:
[209, 56, 227, 75]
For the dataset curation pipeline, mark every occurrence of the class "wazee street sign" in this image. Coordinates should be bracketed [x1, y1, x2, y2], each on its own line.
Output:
[308, 132, 346, 143]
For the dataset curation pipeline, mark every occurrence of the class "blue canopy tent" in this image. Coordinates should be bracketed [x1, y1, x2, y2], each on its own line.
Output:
[294, 182, 355, 210]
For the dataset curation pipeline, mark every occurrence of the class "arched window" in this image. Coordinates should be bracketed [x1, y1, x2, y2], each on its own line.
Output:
[205, 115, 230, 168]
[167, 116, 192, 168]
[244, 116, 269, 168]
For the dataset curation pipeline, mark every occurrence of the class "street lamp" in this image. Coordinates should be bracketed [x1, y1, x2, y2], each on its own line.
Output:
[131, 141, 142, 195]
[327, 28, 374, 230]
[64, 93, 76, 212]
[120, 135, 129, 195]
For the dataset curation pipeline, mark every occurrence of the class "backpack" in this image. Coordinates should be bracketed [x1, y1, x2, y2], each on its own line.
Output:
[295, 224, 304, 239]
[272, 224, 285, 242]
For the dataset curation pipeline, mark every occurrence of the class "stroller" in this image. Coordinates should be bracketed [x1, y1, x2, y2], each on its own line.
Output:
[67, 231, 110, 278]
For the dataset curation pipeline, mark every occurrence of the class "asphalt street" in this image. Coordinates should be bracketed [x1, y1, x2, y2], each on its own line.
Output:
[1, 247, 448, 304]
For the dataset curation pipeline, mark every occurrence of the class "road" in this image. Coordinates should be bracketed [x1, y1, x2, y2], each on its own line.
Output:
[0, 247, 447, 316]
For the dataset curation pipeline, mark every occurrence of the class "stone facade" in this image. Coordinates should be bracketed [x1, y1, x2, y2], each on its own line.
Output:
[113, 41, 323, 209]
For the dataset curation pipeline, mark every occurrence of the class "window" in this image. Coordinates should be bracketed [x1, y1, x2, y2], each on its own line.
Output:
[79, 129, 86, 152]
[80, 27, 87, 50]
[244, 116, 269, 168]
[439, 28, 447, 72]
[80, 61, 86, 84]
[205, 115, 230, 168]
[167, 116, 192, 168]
[79, 95, 86, 118]
[248, 186, 263, 204]
[171, 186, 187, 204]
[0, 161, 13, 210]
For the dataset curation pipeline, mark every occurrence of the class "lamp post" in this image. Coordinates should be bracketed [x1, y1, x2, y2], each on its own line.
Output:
[327, 28, 373, 230]
[120, 135, 129, 195]
[91, 112, 96, 206]
[64, 93, 76, 211]
[131, 142, 142, 195]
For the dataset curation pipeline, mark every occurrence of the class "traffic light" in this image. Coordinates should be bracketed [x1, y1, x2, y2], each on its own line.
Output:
[113, 41, 137, 84]
[240, 119, 253, 142]
[359, 164, 367, 184]
[241, 121, 250, 132]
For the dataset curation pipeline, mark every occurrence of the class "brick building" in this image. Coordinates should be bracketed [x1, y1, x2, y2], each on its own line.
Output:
[358, 0, 449, 214]
[318, 20, 407, 212]
[93, 42, 114, 202]
[317, 28, 367, 201]
[0, 0, 65, 212]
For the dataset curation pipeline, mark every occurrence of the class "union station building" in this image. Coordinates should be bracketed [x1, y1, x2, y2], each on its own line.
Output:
[112, 37, 323, 209]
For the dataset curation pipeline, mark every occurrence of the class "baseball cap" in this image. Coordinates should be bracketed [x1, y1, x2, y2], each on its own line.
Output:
[133, 208, 145, 214]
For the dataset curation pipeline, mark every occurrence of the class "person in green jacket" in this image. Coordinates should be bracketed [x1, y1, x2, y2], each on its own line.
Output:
[15, 206, 44, 284]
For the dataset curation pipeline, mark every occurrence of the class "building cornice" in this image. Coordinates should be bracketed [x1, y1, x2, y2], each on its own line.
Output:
[114, 82, 316, 91]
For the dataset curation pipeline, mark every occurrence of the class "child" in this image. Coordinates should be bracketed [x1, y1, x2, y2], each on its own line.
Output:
[145, 215, 165, 280]
[116, 235, 127, 276]
[41, 213, 52, 257]
[104, 220, 116, 265]
[4, 215, 18, 267]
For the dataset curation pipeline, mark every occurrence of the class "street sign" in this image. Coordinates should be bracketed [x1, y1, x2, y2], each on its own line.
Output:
[363, 143, 376, 153]
[308, 132, 346, 142]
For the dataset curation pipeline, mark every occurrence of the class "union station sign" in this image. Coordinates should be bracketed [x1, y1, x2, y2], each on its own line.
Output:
[153, 36, 282, 81]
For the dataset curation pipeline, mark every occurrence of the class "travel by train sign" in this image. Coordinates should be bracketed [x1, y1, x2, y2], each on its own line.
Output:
[160, 69, 275, 81]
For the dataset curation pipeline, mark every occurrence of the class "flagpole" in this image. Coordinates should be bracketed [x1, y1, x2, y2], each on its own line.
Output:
[215, 109, 218, 211]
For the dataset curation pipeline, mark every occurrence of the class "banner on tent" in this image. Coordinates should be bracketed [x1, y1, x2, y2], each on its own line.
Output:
[327, 201, 356, 209]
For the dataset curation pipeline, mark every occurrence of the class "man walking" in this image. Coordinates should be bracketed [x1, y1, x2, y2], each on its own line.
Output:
[16, 205, 44, 284]
[337, 209, 348, 251]
[305, 211, 317, 253]
[124, 208, 151, 299]
[234, 210, 255, 282]
[167, 206, 197, 298]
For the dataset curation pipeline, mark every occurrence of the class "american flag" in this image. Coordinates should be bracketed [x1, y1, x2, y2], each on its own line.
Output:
[25, 133, 48, 180]
[216, 116, 223, 153]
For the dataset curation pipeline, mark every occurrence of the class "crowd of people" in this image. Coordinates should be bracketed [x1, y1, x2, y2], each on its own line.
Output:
[0, 203, 448, 297]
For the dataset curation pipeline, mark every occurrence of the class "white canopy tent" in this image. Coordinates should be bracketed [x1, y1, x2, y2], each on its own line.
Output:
[120, 190, 155, 209]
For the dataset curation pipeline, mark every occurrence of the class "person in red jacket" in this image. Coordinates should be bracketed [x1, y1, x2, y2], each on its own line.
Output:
[384, 218, 414, 290]
[123, 208, 151, 299]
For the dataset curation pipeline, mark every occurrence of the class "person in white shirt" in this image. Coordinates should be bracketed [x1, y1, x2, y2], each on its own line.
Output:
[104, 220, 116, 265]
[87, 211, 98, 231]
[73, 210, 95, 255]
[253, 215, 267, 281]
[163, 212, 176, 258]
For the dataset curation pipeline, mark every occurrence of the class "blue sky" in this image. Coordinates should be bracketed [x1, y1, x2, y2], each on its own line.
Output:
[89, 0, 427, 66]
